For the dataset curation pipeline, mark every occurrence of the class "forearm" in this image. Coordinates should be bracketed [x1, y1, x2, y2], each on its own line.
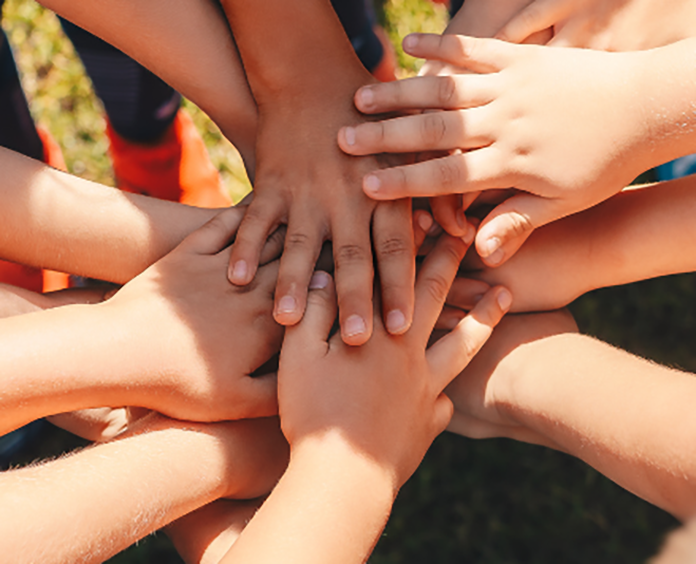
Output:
[0, 415, 273, 564]
[167, 500, 262, 564]
[494, 332, 696, 519]
[221, 434, 395, 564]
[0, 302, 147, 434]
[0, 148, 218, 282]
[219, 0, 371, 107]
[633, 38, 696, 168]
[37, 0, 257, 161]
[578, 177, 696, 291]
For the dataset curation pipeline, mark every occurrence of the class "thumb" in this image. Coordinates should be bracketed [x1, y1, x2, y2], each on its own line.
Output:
[474, 194, 562, 267]
[283, 272, 337, 351]
[179, 207, 243, 255]
[495, 0, 568, 44]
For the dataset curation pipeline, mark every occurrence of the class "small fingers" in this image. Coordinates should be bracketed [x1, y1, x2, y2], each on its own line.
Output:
[259, 225, 287, 265]
[180, 206, 245, 255]
[412, 234, 471, 342]
[363, 147, 506, 200]
[349, 74, 496, 116]
[413, 209, 434, 250]
[332, 213, 375, 346]
[435, 305, 466, 331]
[273, 210, 325, 326]
[373, 200, 416, 336]
[446, 278, 491, 311]
[428, 286, 512, 390]
[495, 0, 570, 44]
[283, 271, 337, 351]
[475, 194, 560, 267]
[228, 196, 285, 285]
[340, 108, 491, 157]
[430, 194, 472, 238]
[402, 33, 516, 73]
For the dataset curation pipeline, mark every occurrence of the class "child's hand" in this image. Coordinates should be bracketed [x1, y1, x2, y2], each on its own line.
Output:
[445, 310, 577, 444]
[451, 210, 597, 313]
[339, 34, 650, 268]
[227, 80, 418, 347]
[278, 234, 511, 489]
[496, 0, 696, 50]
[104, 208, 285, 422]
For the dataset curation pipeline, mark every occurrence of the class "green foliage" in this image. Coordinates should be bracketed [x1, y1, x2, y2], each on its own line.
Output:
[3, 0, 685, 562]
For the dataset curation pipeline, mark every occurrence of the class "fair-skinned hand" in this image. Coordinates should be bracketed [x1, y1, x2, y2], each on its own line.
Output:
[227, 70, 418, 346]
[495, 0, 696, 50]
[339, 33, 651, 267]
[445, 309, 578, 445]
[453, 210, 597, 313]
[278, 233, 511, 489]
[103, 207, 285, 422]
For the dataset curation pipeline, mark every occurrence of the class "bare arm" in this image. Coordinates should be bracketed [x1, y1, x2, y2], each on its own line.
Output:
[0, 147, 219, 282]
[447, 311, 696, 520]
[37, 0, 258, 168]
[0, 413, 287, 564]
[0, 208, 283, 435]
[454, 176, 696, 312]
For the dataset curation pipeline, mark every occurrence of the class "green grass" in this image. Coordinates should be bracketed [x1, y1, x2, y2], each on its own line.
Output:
[2, 1, 685, 562]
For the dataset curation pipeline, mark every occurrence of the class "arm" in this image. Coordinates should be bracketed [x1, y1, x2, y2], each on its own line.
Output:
[217, 0, 417, 346]
[0, 147, 218, 282]
[220, 230, 510, 563]
[0, 208, 284, 435]
[496, 0, 696, 49]
[448, 177, 696, 312]
[37, 0, 258, 167]
[446, 311, 696, 520]
[341, 34, 696, 267]
[0, 413, 288, 564]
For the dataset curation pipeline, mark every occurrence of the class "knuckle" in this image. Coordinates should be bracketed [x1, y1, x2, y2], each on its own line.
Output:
[437, 76, 457, 107]
[334, 243, 371, 270]
[436, 156, 462, 189]
[421, 113, 448, 146]
[423, 271, 452, 304]
[376, 235, 411, 260]
[284, 230, 314, 252]
[503, 211, 535, 239]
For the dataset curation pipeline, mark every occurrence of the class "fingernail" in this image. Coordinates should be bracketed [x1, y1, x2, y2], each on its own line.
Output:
[463, 222, 476, 245]
[344, 315, 367, 338]
[487, 248, 505, 266]
[472, 293, 484, 304]
[364, 174, 382, 195]
[386, 309, 407, 334]
[417, 213, 433, 233]
[403, 34, 419, 50]
[344, 126, 356, 146]
[482, 237, 501, 258]
[359, 87, 374, 108]
[497, 288, 513, 311]
[277, 295, 297, 315]
[445, 315, 463, 330]
[309, 271, 330, 290]
[230, 260, 248, 283]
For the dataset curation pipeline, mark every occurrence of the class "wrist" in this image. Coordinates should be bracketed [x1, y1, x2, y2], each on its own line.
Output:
[491, 332, 579, 442]
[638, 39, 696, 167]
[291, 431, 399, 502]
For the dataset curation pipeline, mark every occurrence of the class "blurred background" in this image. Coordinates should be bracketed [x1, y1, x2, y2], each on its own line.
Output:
[1, 0, 688, 562]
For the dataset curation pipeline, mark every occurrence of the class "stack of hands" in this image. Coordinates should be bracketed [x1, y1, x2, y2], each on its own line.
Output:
[4, 0, 696, 562]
